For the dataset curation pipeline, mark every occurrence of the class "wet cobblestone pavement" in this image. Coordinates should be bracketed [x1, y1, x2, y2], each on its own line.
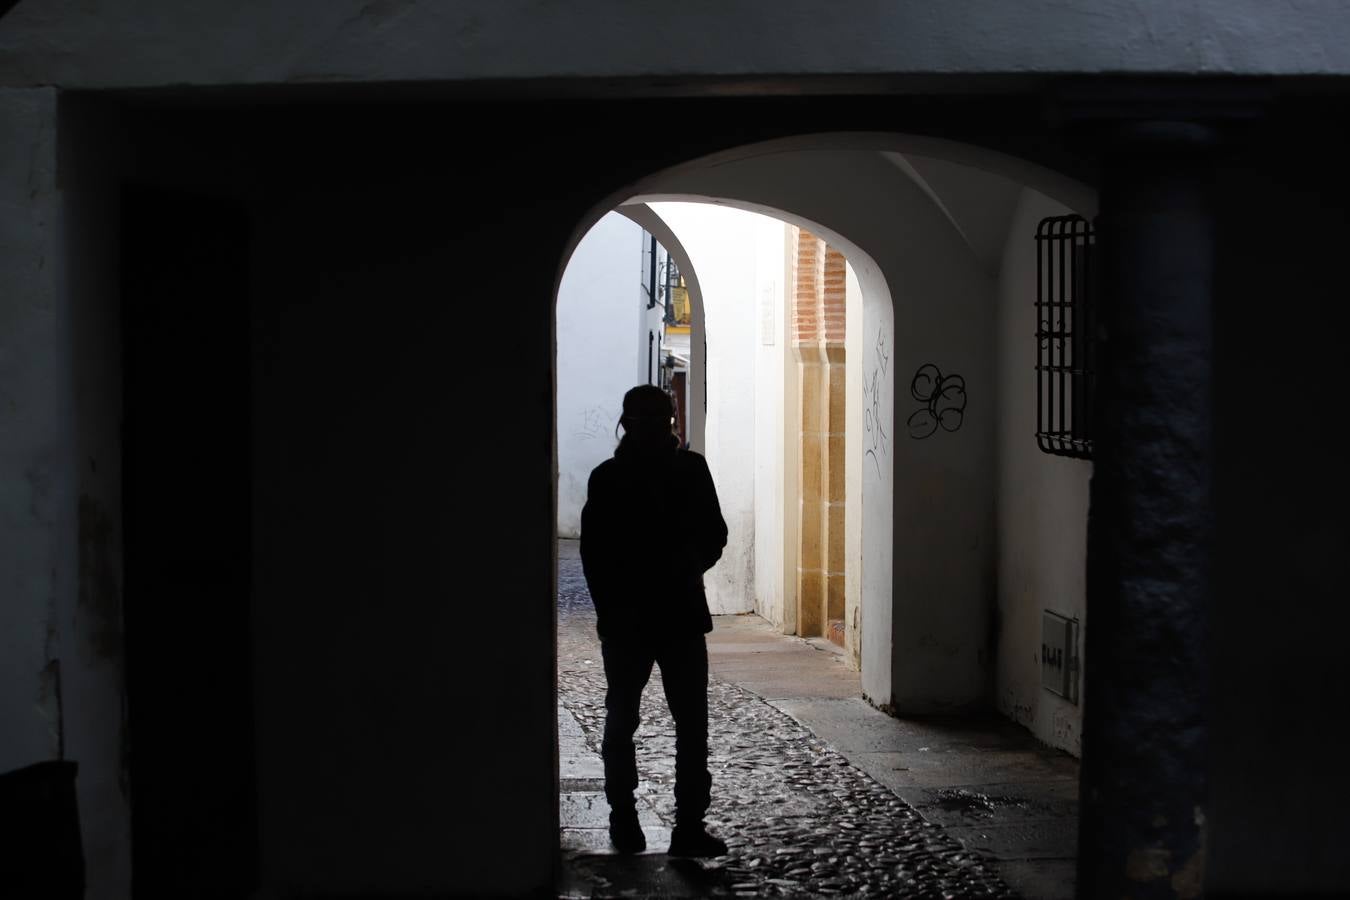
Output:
[558, 551, 1016, 898]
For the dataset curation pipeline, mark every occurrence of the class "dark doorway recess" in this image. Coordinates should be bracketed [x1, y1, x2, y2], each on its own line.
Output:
[121, 185, 258, 897]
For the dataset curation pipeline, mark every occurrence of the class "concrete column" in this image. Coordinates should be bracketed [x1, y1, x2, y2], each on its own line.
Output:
[823, 343, 846, 631]
[796, 343, 827, 637]
[1077, 120, 1216, 899]
[821, 247, 848, 642]
[793, 229, 827, 637]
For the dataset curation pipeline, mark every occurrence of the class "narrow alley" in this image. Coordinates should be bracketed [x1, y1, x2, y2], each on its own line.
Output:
[557, 540, 1078, 899]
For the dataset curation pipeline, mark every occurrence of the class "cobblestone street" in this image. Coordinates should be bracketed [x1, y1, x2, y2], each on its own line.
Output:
[557, 542, 1077, 898]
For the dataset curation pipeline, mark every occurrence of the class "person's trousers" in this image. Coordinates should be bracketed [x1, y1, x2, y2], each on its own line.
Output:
[600, 636, 711, 826]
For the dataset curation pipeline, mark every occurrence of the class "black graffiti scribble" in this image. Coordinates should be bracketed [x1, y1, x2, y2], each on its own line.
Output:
[906, 363, 967, 439]
[575, 405, 616, 441]
[863, 327, 890, 478]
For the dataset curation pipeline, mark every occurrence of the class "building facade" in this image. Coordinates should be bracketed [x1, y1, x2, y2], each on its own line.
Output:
[3, 3, 1350, 896]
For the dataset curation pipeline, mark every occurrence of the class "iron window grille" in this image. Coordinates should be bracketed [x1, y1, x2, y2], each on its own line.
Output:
[1035, 214, 1095, 459]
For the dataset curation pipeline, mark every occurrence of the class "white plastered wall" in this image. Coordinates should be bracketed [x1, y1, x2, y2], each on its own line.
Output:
[844, 262, 864, 668]
[752, 217, 789, 627]
[642, 194, 891, 700]
[853, 256, 895, 705]
[616, 204, 707, 457]
[993, 186, 1094, 756]
[556, 212, 644, 537]
[647, 202, 787, 616]
[639, 252, 666, 389]
[636, 202, 861, 642]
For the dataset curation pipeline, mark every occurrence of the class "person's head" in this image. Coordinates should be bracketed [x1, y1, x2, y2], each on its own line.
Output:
[616, 384, 675, 450]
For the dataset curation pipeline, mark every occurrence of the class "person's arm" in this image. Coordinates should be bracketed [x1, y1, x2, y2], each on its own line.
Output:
[579, 467, 615, 607]
[689, 453, 728, 573]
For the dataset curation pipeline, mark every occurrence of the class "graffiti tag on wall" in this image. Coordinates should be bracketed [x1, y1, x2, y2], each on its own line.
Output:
[862, 327, 890, 479]
[906, 364, 967, 439]
[575, 405, 619, 441]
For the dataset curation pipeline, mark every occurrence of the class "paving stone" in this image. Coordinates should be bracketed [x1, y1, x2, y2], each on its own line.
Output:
[991, 858, 1077, 900]
[893, 781, 1079, 828]
[560, 791, 664, 830]
[559, 704, 587, 737]
[560, 777, 606, 792]
[943, 819, 1080, 861]
[560, 753, 605, 780]
[559, 792, 617, 829]
[557, 547, 1018, 898]
[857, 749, 1080, 790]
[562, 825, 674, 857]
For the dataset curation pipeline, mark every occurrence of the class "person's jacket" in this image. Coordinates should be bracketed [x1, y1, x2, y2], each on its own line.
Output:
[580, 438, 728, 642]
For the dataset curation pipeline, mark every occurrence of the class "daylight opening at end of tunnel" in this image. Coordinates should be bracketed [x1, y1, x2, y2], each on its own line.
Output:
[553, 188, 1085, 898]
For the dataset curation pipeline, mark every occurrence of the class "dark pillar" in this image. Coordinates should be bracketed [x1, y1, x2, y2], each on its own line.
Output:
[1077, 119, 1216, 899]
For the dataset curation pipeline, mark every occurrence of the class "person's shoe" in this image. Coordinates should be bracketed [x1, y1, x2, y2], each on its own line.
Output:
[609, 807, 646, 854]
[667, 823, 728, 858]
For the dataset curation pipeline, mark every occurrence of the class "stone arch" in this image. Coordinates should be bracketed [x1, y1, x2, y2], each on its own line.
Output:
[554, 132, 1095, 713]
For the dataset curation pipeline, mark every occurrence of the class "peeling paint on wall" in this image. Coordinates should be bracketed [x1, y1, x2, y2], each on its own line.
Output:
[37, 658, 63, 758]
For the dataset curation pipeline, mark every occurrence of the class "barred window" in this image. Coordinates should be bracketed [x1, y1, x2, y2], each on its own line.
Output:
[1034, 215, 1095, 459]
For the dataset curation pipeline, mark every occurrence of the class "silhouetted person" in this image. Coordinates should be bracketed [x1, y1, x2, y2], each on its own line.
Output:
[580, 385, 729, 857]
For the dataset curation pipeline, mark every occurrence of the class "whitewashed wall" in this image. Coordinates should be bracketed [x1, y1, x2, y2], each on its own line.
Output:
[852, 256, 895, 707]
[843, 263, 864, 667]
[556, 212, 644, 537]
[994, 187, 1093, 756]
[615, 204, 707, 456]
[752, 217, 788, 627]
[637, 236, 666, 389]
[649, 202, 787, 616]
